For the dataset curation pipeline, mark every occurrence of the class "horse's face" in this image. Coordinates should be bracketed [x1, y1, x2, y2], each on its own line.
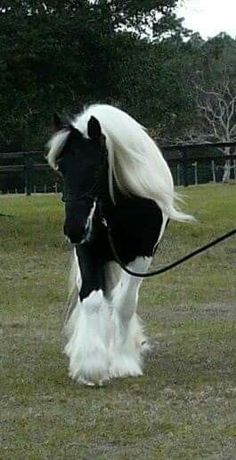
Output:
[54, 115, 106, 244]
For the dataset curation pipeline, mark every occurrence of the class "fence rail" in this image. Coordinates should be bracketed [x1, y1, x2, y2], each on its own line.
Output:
[0, 142, 236, 195]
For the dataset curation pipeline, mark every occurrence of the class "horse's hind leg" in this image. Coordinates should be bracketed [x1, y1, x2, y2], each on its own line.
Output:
[64, 245, 111, 385]
[109, 256, 152, 378]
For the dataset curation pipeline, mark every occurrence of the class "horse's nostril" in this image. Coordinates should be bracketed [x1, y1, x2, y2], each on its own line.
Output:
[64, 223, 86, 244]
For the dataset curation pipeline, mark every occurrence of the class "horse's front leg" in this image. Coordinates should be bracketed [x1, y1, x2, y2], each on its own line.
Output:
[109, 256, 152, 378]
[64, 244, 111, 385]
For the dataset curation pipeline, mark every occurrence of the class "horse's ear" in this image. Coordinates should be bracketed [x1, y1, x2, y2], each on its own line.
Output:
[87, 116, 102, 142]
[53, 113, 64, 132]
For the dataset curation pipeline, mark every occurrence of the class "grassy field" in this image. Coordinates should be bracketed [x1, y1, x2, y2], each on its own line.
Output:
[1, 184, 236, 459]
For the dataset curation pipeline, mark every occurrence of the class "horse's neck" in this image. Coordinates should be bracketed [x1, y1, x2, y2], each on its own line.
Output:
[98, 161, 147, 224]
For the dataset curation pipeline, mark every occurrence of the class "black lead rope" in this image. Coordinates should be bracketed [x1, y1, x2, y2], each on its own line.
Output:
[106, 225, 236, 278]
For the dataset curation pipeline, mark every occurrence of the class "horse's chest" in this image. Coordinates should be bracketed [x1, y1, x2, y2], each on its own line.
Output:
[94, 198, 164, 264]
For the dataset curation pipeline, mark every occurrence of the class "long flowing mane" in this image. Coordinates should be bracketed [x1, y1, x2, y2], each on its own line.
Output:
[47, 104, 192, 222]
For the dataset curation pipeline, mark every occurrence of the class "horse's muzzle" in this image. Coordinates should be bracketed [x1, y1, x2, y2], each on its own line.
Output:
[63, 220, 87, 244]
[63, 201, 93, 244]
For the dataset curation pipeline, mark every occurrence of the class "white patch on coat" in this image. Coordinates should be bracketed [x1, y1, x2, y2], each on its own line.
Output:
[81, 200, 97, 243]
[108, 256, 152, 378]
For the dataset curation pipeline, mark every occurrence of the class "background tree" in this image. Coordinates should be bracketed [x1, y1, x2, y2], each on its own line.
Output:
[0, 0, 192, 151]
[193, 34, 236, 181]
[0, 1, 235, 157]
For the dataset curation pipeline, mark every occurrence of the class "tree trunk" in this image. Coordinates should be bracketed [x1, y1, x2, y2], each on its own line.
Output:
[222, 147, 231, 183]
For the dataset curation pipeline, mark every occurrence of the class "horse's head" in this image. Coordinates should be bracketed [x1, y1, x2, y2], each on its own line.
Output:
[48, 114, 106, 244]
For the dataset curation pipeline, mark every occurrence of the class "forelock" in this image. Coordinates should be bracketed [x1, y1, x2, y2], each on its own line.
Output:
[47, 129, 70, 169]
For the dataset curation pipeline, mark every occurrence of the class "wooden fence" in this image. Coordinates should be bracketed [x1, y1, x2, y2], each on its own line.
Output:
[0, 142, 236, 195]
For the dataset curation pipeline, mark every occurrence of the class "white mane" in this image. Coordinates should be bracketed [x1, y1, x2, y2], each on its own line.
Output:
[47, 104, 193, 222]
[47, 129, 69, 170]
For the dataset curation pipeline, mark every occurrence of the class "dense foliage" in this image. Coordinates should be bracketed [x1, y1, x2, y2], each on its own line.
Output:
[0, 1, 235, 151]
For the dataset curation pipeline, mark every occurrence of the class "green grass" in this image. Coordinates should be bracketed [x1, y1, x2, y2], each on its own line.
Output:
[1, 185, 236, 459]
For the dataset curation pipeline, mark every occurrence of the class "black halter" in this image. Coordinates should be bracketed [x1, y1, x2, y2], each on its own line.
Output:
[61, 181, 99, 204]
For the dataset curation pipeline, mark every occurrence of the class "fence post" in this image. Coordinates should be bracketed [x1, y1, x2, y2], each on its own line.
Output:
[24, 153, 33, 196]
[177, 163, 181, 186]
[192, 161, 198, 185]
[182, 148, 188, 187]
[211, 160, 216, 183]
[234, 160, 236, 180]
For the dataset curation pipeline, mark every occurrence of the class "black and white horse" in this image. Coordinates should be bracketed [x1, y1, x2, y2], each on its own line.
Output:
[47, 104, 192, 385]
